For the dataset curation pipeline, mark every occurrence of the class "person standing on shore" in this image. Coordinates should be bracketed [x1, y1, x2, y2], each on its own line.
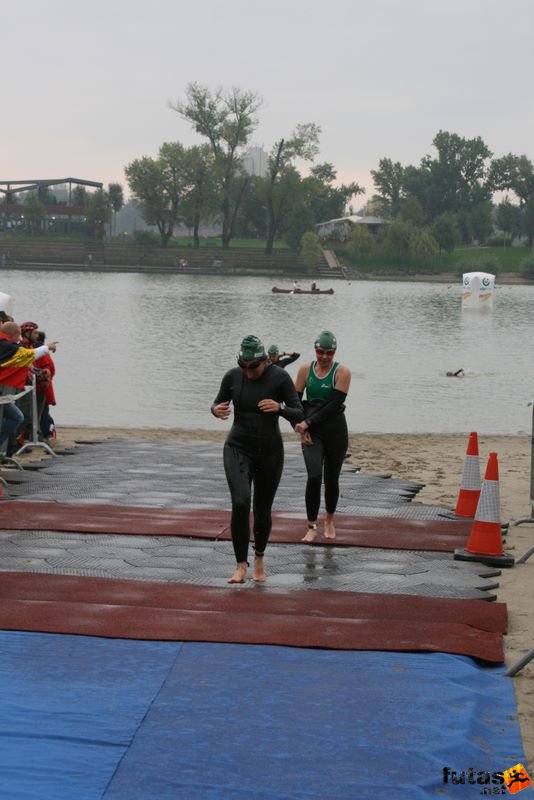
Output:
[294, 330, 351, 542]
[211, 335, 303, 584]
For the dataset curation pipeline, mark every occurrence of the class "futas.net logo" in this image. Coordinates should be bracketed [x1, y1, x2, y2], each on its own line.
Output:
[442, 764, 532, 794]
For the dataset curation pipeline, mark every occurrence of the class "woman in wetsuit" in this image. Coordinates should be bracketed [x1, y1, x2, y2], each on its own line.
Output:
[294, 330, 351, 542]
[211, 335, 303, 584]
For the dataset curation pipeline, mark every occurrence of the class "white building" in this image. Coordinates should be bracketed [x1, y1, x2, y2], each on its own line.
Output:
[242, 146, 268, 178]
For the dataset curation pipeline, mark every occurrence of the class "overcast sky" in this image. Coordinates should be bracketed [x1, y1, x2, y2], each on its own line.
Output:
[3, 0, 533, 205]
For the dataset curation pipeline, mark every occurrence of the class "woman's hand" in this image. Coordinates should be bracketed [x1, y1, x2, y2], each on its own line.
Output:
[300, 430, 313, 445]
[294, 420, 309, 434]
[258, 398, 280, 414]
[212, 400, 231, 419]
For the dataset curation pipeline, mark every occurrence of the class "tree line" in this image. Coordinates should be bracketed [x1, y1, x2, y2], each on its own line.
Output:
[125, 83, 362, 251]
[359, 132, 534, 263]
[14, 83, 534, 258]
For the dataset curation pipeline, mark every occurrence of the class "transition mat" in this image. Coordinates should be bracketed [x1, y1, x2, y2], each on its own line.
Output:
[0, 632, 528, 800]
[0, 572, 507, 661]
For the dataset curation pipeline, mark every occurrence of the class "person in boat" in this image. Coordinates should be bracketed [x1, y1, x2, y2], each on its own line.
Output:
[292, 280, 301, 292]
[267, 344, 300, 369]
[293, 330, 351, 542]
[446, 368, 464, 377]
[211, 335, 303, 584]
[310, 282, 319, 292]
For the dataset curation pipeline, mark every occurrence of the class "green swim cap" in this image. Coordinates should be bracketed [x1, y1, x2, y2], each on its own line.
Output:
[314, 330, 337, 349]
[239, 335, 265, 360]
[268, 344, 279, 355]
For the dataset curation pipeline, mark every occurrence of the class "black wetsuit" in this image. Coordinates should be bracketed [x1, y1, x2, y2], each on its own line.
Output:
[212, 364, 303, 563]
[276, 353, 300, 369]
[300, 362, 348, 522]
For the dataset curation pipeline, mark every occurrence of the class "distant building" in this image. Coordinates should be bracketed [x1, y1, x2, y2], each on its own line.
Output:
[0, 177, 103, 234]
[242, 146, 268, 178]
[315, 215, 388, 243]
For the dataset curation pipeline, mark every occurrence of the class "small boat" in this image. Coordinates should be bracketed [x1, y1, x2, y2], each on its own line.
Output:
[272, 286, 334, 295]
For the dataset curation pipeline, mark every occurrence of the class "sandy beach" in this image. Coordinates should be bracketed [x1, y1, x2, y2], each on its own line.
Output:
[33, 426, 534, 765]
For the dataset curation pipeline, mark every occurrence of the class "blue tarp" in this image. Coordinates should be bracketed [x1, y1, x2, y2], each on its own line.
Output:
[0, 632, 530, 799]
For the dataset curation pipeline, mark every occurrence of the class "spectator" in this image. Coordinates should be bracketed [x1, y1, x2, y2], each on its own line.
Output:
[0, 322, 58, 457]
[32, 330, 57, 440]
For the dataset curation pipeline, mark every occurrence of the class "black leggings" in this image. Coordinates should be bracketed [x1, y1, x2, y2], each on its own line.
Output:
[223, 441, 284, 563]
[302, 414, 348, 521]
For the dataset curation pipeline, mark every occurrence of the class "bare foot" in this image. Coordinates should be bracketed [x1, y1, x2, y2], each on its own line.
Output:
[301, 523, 318, 543]
[253, 556, 266, 582]
[227, 563, 248, 584]
[324, 517, 336, 539]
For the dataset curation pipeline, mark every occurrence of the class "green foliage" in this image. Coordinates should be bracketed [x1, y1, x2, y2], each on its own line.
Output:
[107, 183, 124, 213]
[283, 205, 316, 250]
[410, 230, 439, 263]
[520, 255, 534, 280]
[347, 224, 374, 258]
[432, 212, 460, 253]
[487, 232, 513, 247]
[455, 253, 501, 278]
[85, 189, 112, 240]
[171, 83, 261, 247]
[133, 230, 159, 245]
[22, 193, 47, 233]
[300, 232, 323, 267]
[125, 142, 190, 245]
[371, 158, 404, 218]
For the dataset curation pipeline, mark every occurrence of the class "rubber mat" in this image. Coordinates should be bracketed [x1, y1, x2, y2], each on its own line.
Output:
[1, 635, 527, 800]
[0, 501, 472, 552]
[0, 572, 507, 662]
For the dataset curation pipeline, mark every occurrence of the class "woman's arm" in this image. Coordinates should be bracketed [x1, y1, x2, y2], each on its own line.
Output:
[211, 371, 233, 418]
[297, 365, 352, 430]
[294, 362, 310, 394]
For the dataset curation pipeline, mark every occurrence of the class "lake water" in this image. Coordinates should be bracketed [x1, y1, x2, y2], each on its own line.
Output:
[1, 270, 532, 434]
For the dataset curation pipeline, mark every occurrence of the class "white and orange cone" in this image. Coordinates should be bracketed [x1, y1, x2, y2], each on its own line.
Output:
[454, 452, 514, 567]
[454, 431, 481, 518]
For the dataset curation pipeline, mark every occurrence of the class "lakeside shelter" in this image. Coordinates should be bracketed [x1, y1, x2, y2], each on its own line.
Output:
[315, 215, 388, 243]
[0, 177, 103, 235]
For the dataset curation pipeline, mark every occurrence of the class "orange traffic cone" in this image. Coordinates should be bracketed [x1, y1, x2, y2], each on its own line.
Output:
[454, 452, 514, 567]
[454, 432, 481, 518]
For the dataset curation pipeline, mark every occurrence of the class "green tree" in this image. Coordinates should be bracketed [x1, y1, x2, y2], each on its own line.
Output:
[107, 183, 124, 238]
[495, 198, 522, 242]
[180, 144, 218, 248]
[85, 189, 111, 240]
[283, 204, 316, 249]
[125, 142, 189, 245]
[306, 163, 364, 223]
[347, 224, 374, 259]
[108, 183, 124, 213]
[22, 193, 47, 234]
[467, 200, 493, 244]
[370, 158, 405, 218]
[398, 195, 425, 227]
[300, 231, 323, 268]
[72, 185, 88, 206]
[422, 131, 492, 223]
[380, 220, 416, 262]
[261, 123, 321, 254]
[489, 154, 534, 206]
[432, 212, 460, 254]
[410, 230, 439, 264]
[522, 199, 534, 247]
[171, 82, 262, 248]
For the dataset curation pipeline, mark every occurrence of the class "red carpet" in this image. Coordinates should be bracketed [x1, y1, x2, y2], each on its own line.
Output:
[0, 502, 472, 552]
[0, 573, 506, 662]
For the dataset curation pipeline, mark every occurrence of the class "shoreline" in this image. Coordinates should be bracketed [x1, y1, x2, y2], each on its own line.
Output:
[27, 427, 534, 765]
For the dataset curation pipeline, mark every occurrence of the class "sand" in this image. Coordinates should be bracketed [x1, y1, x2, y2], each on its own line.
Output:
[23, 426, 534, 765]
